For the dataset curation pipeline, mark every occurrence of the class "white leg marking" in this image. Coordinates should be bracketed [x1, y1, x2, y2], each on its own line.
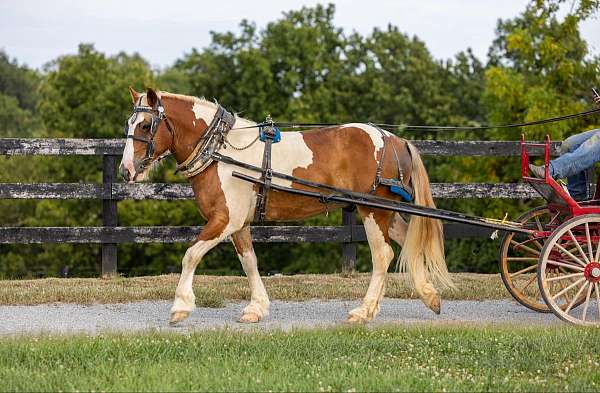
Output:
[237, 250, 270, 323]
[348, 213, 394, 322]
[169, 236, 223, 324]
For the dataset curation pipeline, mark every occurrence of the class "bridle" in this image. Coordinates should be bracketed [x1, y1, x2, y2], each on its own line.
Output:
[124, 95, 175, 170]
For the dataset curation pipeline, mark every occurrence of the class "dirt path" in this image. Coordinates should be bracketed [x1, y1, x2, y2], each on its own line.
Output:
[0, 298, 561, 336]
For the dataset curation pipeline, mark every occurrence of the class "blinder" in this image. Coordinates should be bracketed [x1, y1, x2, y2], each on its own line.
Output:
[124, 96, 174, 170]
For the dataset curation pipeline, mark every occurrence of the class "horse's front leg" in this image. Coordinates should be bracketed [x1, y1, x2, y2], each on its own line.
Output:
[231, 226, 270, 323]
[169, 214, 232, 325]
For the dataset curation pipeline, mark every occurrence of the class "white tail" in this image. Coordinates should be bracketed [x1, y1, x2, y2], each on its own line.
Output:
[399, 142, 454, 289]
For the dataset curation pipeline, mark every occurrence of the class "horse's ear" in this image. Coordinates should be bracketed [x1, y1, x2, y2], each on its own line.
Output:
[146, 88, 159, 108]
[128, 86, 140, 103]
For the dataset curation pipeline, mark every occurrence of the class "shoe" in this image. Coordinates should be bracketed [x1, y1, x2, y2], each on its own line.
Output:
[529, 164, 546, 179]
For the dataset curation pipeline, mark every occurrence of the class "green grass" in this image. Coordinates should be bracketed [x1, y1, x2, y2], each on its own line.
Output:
[1, 325, 600, 391]
[0, 273, 510, 306]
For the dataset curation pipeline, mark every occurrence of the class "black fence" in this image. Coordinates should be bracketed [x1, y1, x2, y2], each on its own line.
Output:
[0, 138, 553, 276]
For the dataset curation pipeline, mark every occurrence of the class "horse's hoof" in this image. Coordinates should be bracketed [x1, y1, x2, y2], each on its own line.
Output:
[346, 313, 368, 324]
[427, 295, 441, 315]
[238, 312, 261, 323]
[169, 310, 190, 325]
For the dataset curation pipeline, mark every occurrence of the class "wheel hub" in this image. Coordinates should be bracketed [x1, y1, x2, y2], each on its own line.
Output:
[584, 262, 600, 283]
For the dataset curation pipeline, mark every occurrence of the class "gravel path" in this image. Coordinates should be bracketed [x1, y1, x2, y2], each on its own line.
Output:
[0, 299, 560, 336]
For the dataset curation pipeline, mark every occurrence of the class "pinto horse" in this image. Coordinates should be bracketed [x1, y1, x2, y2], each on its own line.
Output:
[119, 88, 452, 325]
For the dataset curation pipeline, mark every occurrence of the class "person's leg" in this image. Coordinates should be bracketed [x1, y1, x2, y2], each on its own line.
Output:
[560, 129, 600, 154]
[566, 170, 589, 201]
[551, 130, 600, 179]
[556, 129, 600, 200]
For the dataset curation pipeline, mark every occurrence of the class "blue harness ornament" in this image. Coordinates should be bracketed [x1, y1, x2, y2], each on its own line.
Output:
[390, 184, 414, 203]
[259, 125, 281, 143]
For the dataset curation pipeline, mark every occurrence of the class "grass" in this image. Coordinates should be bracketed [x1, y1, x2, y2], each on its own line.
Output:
[1, 325, 599, 391]
[0, 273, 512, 306]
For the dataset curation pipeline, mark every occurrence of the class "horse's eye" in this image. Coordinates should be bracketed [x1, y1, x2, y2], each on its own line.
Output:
[142, 123, 151, 130]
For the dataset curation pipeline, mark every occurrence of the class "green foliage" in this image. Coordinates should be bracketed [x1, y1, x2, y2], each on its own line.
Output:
[485, 0, 600, 140]
[39, 44, 154, 139]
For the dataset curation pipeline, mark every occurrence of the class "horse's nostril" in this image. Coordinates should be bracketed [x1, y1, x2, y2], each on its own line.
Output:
[119, 164, 130, 182]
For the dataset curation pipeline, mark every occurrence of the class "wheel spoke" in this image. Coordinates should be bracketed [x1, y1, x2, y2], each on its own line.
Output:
[557, 277, 572, 304]
[546, 260, 585, 272]
[534, 216, 544, 231]
[510, 240, 540, 256]
[567, 229, 590, 264]
[595, 232, 600, 263]
[554, 243, 587, 267]
[510, 264, 537, 278]
[549, 212, 561, 226]
[545, 272, 584, 282]
[585, 223, 594, 262]
[521, 274, 537, 291]
[532, 240, 544, 250]
[565, 281, 588, 314]
[506, 257, 539, 262]
[551, 277, 586, 301]
[581, 282, 594, 321]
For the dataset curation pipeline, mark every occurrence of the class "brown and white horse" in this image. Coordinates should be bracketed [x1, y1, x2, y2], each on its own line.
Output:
[120, 88, 452, 325]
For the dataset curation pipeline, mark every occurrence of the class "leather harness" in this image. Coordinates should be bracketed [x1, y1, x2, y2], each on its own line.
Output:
[124, 96, 175, 171]
[130, 101, 413, 223]
[175, 106, 236, 178]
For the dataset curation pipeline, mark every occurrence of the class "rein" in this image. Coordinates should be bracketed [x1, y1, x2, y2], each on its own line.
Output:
[229, 107, 600, 133]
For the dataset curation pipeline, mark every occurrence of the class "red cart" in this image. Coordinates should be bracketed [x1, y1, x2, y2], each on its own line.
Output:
[499, 135, 600, 325]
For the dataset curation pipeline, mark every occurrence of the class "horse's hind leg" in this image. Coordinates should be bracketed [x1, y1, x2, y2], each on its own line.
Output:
[388, 212, 440, 314]
[347, 208, 394, 323]
[231, 226, 270, 323]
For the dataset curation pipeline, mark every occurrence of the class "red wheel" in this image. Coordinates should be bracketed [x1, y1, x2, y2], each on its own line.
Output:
[499, 206, 562, 312]
[538, 215, 600, 326]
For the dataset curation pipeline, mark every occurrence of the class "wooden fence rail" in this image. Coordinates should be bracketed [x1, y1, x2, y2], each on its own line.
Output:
[0, 138, 546, 276]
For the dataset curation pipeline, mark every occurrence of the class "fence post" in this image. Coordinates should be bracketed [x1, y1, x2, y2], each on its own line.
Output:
[341, 207, 357, 272]
[102, 155, 118, 277]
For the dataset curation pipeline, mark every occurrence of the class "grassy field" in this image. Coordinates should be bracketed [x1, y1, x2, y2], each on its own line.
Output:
[1, 325, 599, 391]
[0, 273, 512, 306]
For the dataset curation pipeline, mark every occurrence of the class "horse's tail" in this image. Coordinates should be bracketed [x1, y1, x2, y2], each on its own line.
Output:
[399, 141, 454, 289]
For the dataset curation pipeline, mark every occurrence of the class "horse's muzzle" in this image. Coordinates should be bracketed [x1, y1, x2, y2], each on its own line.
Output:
[119, 163, 132, 182]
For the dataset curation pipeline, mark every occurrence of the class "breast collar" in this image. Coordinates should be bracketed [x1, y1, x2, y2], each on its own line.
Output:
[176, 105, 236, 178]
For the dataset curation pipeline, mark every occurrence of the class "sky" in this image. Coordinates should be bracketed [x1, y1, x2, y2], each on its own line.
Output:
[1, 0, 599, 70]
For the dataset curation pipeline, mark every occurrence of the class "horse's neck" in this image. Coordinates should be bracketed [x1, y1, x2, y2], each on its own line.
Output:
[166, 96, 259, 163]
[223, 117, 259, 151]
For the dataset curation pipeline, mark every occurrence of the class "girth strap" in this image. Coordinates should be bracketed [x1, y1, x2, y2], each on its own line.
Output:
[254, 123, 278, 222]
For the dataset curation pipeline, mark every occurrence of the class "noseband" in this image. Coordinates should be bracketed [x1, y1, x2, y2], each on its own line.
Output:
[124, 95, 175, 170]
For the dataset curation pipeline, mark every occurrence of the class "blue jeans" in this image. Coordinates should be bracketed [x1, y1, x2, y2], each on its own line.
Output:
[550, 128, 600, 200]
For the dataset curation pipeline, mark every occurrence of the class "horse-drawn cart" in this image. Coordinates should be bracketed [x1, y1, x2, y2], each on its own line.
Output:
[499, 135, 600, 326]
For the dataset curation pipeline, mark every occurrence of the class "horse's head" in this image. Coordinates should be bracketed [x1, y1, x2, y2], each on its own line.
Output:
[119, 87, 174, 182]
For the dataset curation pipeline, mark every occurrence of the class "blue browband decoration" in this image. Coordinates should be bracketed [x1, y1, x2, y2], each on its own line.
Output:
[259, 126, 281, 143]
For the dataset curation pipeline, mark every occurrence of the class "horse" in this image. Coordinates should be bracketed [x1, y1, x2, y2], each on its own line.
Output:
[119, 87, 453, 325]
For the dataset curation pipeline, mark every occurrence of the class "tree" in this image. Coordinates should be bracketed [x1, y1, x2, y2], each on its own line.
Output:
[484, 0, 600, 141]
[39, 44, 154, 139]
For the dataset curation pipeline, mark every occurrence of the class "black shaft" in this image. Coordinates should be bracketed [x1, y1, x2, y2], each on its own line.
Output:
[231, 171, 533, 235]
